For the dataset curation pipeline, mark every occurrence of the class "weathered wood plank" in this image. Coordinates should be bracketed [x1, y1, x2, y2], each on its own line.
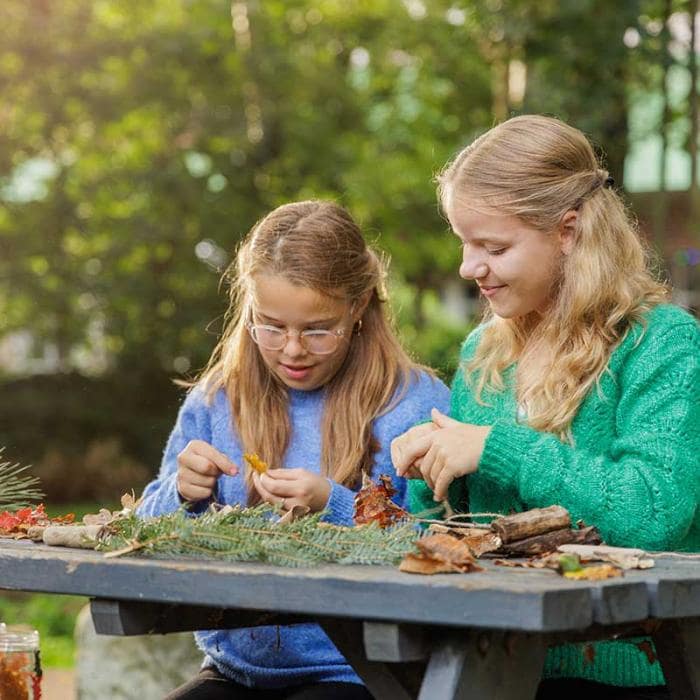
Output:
[590, 580, 649, 624]
[90, 599, 305, 635]
[0, 541, 594, 632]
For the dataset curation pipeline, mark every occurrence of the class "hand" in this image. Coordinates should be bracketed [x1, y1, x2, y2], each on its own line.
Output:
[390, 421, 439, 479]
[392, 409, 491, 501]
[175, 440, 238, 503]
[252, 468, 331, 513]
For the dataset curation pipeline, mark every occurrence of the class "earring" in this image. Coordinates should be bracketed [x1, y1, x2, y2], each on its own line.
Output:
[354, 318, 363, 335]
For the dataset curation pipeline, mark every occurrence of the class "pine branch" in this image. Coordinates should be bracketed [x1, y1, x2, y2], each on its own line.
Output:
[98, 504, 419, 568]
[0, 448, 44, 510]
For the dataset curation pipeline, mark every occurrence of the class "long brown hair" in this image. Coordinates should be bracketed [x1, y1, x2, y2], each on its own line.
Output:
[438, 115, 668, 440]
[195, 200, 423, 501]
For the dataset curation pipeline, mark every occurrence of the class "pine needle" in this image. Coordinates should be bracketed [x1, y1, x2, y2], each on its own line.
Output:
[98, 504, 420, 568]
[0, 448, 44, 510]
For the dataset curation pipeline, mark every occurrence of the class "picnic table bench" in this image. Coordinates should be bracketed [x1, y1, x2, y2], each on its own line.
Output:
[0, 538, 698, 699]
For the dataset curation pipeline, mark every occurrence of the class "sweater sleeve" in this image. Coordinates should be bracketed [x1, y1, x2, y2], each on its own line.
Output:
[407, 353, 474, 517]
[137, 387, 215, 518]
[478, 318, 700, 550]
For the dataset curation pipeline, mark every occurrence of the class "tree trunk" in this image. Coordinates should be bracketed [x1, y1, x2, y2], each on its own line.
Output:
[690, 0, 698, 192]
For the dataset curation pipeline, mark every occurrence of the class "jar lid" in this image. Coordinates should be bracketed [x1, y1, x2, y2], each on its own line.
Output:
[0, 622, 40, 651]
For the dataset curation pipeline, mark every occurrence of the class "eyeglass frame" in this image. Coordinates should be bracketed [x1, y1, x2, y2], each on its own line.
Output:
[246, 322, 346, 355]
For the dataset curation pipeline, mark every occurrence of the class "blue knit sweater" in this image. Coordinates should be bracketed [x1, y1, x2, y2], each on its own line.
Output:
[138, 370, 449, 689]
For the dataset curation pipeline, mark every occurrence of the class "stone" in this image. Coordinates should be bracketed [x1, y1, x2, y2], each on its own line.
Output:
[75, 605, 203, 699]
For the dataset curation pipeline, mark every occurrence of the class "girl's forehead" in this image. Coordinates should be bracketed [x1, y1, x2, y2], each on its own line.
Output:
[250, 273, 348, 320]
[447, 203, 523, 242]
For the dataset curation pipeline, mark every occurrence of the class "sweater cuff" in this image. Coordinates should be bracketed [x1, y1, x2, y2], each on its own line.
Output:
[408, 479, 434, 515]
[478, 420, 541, 491]
[323, 479, 356, 526]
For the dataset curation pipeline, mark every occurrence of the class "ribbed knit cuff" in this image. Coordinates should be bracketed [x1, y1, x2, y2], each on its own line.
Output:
[478, 420, 541, 491]
[324, 479, 356, 526]
[408, 479, 439, 517]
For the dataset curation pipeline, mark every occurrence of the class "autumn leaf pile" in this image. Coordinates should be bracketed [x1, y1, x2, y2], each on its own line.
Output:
[0, 504, 74, 538]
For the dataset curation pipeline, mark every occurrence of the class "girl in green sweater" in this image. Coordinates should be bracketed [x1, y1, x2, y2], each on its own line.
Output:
[392, 115, 699, 699]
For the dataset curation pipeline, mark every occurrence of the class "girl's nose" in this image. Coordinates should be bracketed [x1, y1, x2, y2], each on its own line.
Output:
[459, 253, 488, 281]
[282, 332, 307, 358]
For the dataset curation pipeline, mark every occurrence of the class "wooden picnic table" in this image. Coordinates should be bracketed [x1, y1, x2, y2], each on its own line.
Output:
[0, 538, 698, 699]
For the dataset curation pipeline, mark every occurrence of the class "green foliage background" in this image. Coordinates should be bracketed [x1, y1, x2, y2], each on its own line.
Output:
[0, 0, 696, 501]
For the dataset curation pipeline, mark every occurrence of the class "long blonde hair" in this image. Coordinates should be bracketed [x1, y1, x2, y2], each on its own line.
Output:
[438, 115, 668, 439]
[196, 200, 421, 501]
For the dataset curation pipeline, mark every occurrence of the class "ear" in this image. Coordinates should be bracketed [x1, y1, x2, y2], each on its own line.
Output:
[351, 291, 372, 322]
[558, 210, 578, 255]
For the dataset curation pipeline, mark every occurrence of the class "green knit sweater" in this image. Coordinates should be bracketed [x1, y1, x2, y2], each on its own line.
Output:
[409, 304, 700, 687]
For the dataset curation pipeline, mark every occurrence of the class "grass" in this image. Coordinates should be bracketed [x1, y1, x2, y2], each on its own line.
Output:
[0, 501, 118, 668]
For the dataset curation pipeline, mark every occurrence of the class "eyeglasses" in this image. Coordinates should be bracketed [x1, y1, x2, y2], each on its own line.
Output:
[247, 323, 345, 355]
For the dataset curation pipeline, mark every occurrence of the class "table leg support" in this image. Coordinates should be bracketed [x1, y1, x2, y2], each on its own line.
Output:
[418, 631, 546, 700]
[320, 620, 423, 700]
[652, 618, 700, 700]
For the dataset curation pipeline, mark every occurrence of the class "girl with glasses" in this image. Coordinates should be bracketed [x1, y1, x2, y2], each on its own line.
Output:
[391, 115, 699, 700]
[138, 200, 449, 700]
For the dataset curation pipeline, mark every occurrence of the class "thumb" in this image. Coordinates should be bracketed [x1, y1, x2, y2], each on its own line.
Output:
[431, 407, 460, 428]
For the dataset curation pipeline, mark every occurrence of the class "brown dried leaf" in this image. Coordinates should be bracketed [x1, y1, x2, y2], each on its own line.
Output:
[121, 492, 137, 511]
[353, 474, 410, 528]
[399, 553, 464, 574]
[276, 504, 311, 525]
[400, 534, 484, 575]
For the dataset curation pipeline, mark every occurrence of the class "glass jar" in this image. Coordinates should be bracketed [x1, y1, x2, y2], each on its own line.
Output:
[0, 622, 42, 700]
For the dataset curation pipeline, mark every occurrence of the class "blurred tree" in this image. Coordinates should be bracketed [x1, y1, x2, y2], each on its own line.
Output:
[1, 0, 692, 494]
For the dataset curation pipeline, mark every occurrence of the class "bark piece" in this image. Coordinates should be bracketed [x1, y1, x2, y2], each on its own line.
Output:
[42, 524, 102, 549]
[491, 505, 571, 544]
[498, 525, 601, 557]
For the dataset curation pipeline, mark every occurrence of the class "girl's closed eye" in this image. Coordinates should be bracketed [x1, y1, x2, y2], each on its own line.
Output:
[487, 247, 507, 256]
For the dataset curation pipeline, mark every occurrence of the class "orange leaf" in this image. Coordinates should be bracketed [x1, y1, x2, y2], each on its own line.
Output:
[243, 453, 268, 474]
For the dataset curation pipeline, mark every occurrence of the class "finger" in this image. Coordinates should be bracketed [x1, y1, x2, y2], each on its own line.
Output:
[430, 408, 461, 429]
[433, 466, 455, 502]
[419, 443, 439, 487]
[263, 468, 304, 482]
[252, 473, 276, 504]
[181, 471, 217, 490]
[427, 446, 445, 493]
[176, 475, 214, 502]
[259, 472, 297, 497]
[394, 433, 436, 474]
[181, 453, 221, 478]
[183, 484, 215, 501]
[189, 441, 238, 476]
